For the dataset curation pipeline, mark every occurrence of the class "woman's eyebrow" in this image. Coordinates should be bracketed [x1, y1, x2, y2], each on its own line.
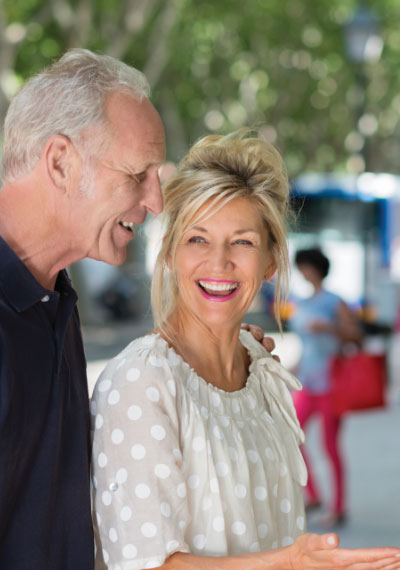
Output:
[189, 227, 261, 235]
[189, 226, 208, 233]
[233, 229, 261, 235]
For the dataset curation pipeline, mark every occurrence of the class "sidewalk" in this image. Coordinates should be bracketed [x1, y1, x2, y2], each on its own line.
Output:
[84, 320, 400, 549]
[305, 405, 400, 548]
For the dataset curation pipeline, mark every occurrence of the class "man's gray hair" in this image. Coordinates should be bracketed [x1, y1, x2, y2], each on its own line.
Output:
[2, 48, 150, 182]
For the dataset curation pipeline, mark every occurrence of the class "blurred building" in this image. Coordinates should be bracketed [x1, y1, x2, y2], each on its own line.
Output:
[289, 172, 400, 329]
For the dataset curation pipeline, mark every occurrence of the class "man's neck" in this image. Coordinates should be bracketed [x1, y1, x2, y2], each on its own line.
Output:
[0, 182, 77, 290]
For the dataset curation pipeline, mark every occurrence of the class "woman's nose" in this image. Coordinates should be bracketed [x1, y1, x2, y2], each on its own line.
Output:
[207, 244, 233, 270]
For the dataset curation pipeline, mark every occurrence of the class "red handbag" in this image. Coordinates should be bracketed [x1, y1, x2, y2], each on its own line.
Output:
[331, 352, 386, 416]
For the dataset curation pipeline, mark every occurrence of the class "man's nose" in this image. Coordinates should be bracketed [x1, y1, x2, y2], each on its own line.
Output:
[143, 171, 163, 215]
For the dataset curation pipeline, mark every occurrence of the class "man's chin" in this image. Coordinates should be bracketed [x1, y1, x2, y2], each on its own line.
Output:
[88, 249, 127, 266]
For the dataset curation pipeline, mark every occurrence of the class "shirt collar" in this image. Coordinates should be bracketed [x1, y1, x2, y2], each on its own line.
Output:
[0, 236, 76, 312]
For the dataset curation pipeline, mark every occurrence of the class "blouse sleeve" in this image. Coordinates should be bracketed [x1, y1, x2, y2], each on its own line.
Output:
[91, 342, 191, 570]
[257, 355, 308, 487]
[239, 330, 307, 487]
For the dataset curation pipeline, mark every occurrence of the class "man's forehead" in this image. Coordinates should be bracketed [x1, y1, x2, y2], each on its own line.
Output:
[106, 91, 162, 130]
[105, 94, 165, 163]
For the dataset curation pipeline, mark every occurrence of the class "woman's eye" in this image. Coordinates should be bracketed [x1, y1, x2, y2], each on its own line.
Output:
[188, 236, 206, 244]
[234, 239, 253, 246]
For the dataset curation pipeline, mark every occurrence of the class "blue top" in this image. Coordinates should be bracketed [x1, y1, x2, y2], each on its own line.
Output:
[289, 289, 341, 394]
[0, 237, 93, 569]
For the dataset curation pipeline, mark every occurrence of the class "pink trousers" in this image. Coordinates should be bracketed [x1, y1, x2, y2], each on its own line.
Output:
[292, 388, 345, 515]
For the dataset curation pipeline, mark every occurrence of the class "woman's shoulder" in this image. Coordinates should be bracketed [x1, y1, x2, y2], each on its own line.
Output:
[91, 333, 184, 401]
[321, 288, 342, 305]
[240, 329, 302, 395]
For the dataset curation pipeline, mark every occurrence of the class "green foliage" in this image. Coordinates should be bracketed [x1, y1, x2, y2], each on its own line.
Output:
[1, 0, 400, 178]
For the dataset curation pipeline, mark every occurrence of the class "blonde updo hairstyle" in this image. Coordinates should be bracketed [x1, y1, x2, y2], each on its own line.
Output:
[151, 129, 291, 335]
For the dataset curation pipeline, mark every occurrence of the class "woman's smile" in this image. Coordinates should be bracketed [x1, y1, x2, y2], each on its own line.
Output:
[197, 279, 240, 301]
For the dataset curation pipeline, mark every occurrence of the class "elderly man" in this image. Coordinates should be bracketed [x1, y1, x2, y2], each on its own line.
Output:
[0, 49, 165, 570]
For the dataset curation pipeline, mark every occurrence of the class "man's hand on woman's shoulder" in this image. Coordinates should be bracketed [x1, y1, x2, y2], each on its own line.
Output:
[240, 323, 280, 362]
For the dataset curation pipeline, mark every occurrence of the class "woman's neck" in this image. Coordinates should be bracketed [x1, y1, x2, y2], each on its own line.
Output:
[160, 310, 249, 392]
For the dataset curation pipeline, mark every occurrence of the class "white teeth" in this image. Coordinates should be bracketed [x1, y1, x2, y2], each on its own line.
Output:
[198, 280, 238, 291]
[121, 221, 134, 230]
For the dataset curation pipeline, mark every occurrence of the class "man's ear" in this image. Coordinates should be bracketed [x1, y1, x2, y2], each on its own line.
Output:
[44, 135, 80, 192]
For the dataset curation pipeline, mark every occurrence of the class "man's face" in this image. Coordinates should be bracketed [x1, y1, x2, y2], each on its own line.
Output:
[72, 91, 166, 265]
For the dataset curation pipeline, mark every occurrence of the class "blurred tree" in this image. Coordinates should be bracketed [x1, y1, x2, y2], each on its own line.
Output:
[1, 0, 400, 178]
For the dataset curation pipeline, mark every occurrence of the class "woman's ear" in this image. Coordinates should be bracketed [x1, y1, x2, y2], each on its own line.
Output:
[263, 257, 278, 281]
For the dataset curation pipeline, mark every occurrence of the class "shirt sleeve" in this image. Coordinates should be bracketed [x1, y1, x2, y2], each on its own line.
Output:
[91, 343, 190, 570]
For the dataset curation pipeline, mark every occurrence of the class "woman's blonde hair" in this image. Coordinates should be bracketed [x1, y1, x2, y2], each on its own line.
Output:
[151, 128, 291, 334]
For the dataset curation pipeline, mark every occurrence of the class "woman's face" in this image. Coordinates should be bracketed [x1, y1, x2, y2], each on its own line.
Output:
[173, 196, 274, 329]
[297, 263, 323, 288]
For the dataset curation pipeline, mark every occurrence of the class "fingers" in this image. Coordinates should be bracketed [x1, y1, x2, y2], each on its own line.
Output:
[241, 323, 265, 341]
[292, 534, 400, 570]
[297, 532, 339, 551]
[344, 548, 400, 568]
[240, 324, 280, 360]
[321, 547, 400, 570]
[261, 335, 276, 352]
[324, 534, 339, 548]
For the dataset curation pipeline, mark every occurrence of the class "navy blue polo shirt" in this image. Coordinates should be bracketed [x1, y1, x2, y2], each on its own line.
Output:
[0, 237, 94, 569]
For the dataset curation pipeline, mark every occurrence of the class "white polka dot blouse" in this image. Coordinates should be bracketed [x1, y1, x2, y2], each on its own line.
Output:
[91, 330, 307, 569]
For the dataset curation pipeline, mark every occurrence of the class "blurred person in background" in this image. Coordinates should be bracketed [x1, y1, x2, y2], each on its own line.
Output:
[91, 132, 398, 570]
[289, 248, 362, 528]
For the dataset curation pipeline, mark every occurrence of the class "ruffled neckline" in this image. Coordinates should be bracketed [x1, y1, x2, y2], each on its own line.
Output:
[134, 330, 307, 485]
[137, 331, 300, 422]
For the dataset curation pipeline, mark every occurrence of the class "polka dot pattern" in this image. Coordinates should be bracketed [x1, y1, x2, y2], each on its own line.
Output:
[111, 428, 124, 445]
[155, 464, 171, 479]
[92, 331, 306, 568]
[116, 468, 128, 484]
[127, 404, 142, 421]
[122, 544, 137, 559]
[95, 414, 104, 430]
[120, 506, 132, 522]
[141, 522, 157, 538]
[150, 425, 166, 441]
[131, 444, 146, 460]
[232, 521, 246, 536]
[107, 389, 120, 406]
[127, 368, 141, 382]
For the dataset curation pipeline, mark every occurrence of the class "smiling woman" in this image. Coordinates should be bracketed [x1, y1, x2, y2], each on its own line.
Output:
[151, 130, 289, 340]
[91, 129, 400, 570]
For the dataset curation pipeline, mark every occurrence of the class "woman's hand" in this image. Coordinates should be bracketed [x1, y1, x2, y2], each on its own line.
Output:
[287, 533, 400, 570]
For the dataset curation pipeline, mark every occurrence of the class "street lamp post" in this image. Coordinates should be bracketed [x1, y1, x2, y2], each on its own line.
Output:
[343, 3, 383, 172]
[343, 4, 384, 317]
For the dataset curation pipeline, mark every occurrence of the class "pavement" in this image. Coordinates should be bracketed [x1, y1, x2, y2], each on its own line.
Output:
[84, 318, 400, 549]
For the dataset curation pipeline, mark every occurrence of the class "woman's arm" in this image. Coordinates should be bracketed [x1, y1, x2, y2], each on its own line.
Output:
[335, 301, 363, 344]
[158, 533, 400, 570]
[308, 301, 362, 344]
